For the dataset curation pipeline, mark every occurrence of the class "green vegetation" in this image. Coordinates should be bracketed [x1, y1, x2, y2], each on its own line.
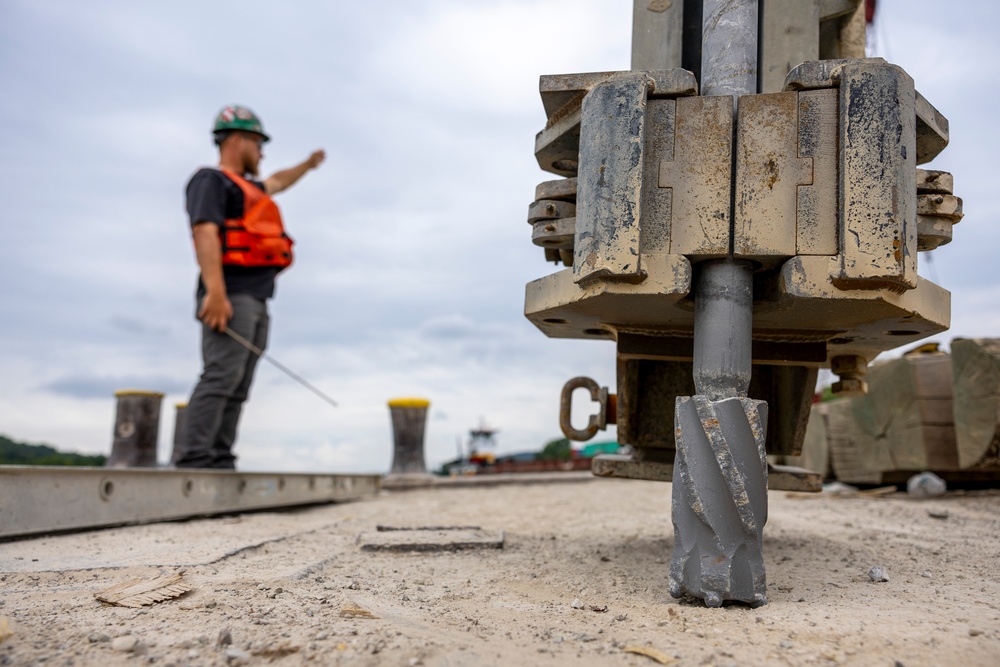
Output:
[0, 434, 106, 466]
[538, 437, 571, 461]
[817, 385, 841, 402]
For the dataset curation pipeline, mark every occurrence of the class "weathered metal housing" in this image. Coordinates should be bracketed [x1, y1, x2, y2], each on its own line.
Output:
[525, 57, 959, 468]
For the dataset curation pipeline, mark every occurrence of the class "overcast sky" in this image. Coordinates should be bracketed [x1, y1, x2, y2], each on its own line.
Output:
[2, 1, 997, 474]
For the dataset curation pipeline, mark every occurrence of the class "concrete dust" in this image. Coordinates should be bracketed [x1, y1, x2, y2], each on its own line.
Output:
[1, 476, 999, 666]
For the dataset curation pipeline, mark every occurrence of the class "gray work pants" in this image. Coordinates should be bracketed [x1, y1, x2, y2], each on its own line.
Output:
[176, 294, 269, 469]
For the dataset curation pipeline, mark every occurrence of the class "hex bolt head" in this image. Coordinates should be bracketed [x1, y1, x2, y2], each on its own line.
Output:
[831, 355, 867, 377]
[831, 377, 868, 397]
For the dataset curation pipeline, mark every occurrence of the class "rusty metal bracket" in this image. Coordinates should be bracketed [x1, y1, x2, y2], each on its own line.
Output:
[559, 377, 614, 442]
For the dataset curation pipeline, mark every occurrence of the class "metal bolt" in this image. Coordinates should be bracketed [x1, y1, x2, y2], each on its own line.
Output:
[831, 377, 867, 397]
[830, 354, 867, 376]
[830, 355, 868, 396]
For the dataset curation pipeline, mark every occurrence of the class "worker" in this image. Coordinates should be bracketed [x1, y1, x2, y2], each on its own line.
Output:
[176, 105, 325, 469]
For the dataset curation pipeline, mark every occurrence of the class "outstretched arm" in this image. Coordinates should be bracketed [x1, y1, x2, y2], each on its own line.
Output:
[264, 149, 325, 195]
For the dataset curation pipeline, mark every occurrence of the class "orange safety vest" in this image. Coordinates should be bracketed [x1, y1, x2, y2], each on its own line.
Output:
[218, 168, 294, 269]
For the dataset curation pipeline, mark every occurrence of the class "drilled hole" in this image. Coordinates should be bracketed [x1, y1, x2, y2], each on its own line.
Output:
[182, 479, 194, 497]
[542, 318, 567, 324]
[100, 480, 114, 500]
[238, 479, 247, 494]
[278, 478, 286, 492]
[583, 328, 611, 337]
[552, 159, 578, 172]
[884, 330, 920, 336]
[828, 337, 854, 345]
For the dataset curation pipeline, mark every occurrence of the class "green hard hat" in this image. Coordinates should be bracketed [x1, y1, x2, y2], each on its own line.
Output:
[212, 105, 270, 142]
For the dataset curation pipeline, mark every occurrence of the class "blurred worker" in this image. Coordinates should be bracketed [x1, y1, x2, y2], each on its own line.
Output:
[176, 105, 325, 469]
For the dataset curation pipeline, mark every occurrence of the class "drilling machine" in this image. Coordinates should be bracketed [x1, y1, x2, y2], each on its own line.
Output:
[524, 0, 961, 606]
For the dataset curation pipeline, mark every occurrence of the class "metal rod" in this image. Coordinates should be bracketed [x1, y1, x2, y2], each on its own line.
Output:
[692, 258, 754, 398]
[694, 0, 758, 397]
[224, 328, 339, 408]
[700, 0, 759, 97]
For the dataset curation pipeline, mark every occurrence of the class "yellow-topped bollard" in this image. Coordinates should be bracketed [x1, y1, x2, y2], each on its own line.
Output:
[386, 398, 431, 481]
[107, 389, 164, 468]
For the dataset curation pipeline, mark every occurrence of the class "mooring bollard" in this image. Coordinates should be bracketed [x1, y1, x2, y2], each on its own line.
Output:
[170, 402, 188, 465]
[385, 397, 432, 486]
[106, 390, 164, 468]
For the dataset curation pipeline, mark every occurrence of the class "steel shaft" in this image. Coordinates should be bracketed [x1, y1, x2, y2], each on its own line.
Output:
[697, 0, 759, 392]
[701, 0, 759, 98]
[692, 259, 754, 399]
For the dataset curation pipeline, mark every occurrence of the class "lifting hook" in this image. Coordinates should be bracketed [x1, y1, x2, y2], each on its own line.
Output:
[559, 377, 615, 441]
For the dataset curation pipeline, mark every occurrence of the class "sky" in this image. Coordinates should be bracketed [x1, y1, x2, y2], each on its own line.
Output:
[1, 1, 998, 474]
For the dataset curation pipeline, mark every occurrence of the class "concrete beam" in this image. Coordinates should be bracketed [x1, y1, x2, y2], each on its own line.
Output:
[0, 466, 381, 539]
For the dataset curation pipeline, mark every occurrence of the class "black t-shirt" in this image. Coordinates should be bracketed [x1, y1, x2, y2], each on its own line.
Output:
[186, 167, 280, 301]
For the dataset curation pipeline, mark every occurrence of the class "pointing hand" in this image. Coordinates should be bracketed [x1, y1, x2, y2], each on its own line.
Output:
[308, 149, 326, 169]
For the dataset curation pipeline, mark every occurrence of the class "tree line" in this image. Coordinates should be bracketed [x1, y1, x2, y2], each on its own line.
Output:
[0, 434, 106, 466]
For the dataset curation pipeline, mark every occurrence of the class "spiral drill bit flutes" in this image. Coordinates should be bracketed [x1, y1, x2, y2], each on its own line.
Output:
[670, 395, 768, 607]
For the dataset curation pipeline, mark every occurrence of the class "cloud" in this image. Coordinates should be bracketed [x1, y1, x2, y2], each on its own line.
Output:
[43, 375, 189, 400]
[109, 316, 170, 336]
[418, 314, 500, 340]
